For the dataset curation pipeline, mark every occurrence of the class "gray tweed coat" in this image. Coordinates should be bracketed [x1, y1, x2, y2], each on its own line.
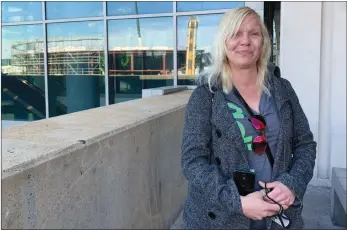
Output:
[181, 72, 317, 229]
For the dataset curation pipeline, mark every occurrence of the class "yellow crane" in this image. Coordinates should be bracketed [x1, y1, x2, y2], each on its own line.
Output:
[186, 17, 198, 75]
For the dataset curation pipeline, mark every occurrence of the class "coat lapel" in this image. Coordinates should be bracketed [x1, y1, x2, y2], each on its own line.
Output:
[211, 90, 250, 170]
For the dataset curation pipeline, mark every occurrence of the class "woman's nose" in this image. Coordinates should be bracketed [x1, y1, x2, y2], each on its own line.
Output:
[240, 33, 251, 45]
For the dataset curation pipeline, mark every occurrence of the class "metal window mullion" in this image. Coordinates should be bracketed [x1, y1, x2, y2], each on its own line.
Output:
[173, 1, 177, 87]
[42, 1, 49, 118]
[105, 12, 173, 20]
[2, 20, 43, 26]
[1, 10, 233, 26]
[44, 16, 104, 24]
[103, 1, 109, 106]
[175, 9, 231, 16]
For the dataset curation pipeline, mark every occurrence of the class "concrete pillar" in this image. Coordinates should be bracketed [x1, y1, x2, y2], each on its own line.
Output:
[317, 2, 333, 179]
[329, 2, 347, 170]
[280, 2, 322, 180]
[66, 75, 100, 113]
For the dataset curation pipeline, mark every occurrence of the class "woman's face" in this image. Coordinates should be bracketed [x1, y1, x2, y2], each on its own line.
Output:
[226, 15, 263, 69]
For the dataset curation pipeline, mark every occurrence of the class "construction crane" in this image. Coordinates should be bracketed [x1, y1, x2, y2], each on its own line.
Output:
[186, 17, 198, 75]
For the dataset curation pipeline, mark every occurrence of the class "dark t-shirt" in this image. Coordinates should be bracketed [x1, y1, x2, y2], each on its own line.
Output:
[225, 88, 280, 230]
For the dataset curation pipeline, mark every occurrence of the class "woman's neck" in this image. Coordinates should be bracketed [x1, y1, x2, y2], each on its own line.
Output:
[230, 66, 258, 90]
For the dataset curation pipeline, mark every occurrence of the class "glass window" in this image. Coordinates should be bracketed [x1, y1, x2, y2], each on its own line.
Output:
[47, 21, 105, 117]
[177, 1, 244, 12]
[177, 14, 223, 85]
[1, 25, 45, 121]
[108, 17, 173, 103]
[46, 2, 103, 20]
[1, 2, 42, 23]
[107, 1, 172, 16]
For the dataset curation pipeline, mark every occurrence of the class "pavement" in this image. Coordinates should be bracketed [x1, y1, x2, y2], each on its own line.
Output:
[171, 185, 345, 229]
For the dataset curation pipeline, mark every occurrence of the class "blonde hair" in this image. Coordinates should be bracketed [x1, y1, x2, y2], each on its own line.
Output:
[197, 7, 272, 94]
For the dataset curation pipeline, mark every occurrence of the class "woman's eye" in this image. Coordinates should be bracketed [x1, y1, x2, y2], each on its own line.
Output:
[251, 32, 260, 36]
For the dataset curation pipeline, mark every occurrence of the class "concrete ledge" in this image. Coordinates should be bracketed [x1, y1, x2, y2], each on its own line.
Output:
[142, 85, 196, 98]
[2, 90, 192, 229]
[331, 167, 347, 227]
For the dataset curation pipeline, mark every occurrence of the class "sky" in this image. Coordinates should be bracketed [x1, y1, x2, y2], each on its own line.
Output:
[1, 1, 245, 59]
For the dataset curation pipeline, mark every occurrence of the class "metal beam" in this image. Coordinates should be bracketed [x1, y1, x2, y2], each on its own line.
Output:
[42, 1, 49, 118]
[103, 1, 109, 106]
[173, 1, 178, 86]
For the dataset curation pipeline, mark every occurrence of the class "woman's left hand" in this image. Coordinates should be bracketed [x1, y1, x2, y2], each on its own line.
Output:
[259, 181, 295, 207]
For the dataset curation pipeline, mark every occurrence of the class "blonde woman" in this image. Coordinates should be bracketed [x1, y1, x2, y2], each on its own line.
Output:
[181, 7, 316, 229]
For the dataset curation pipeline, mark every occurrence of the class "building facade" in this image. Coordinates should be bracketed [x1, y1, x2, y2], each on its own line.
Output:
[280, 2, 346, 182]
[1, 1, 346, 181]
[1, 1, 267, 123]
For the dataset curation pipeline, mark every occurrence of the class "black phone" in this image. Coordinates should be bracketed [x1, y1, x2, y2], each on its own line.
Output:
[233, 170, 255, 196]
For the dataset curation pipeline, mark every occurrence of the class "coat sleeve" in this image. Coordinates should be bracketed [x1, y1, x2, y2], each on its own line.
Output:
[181, 85, 243, 215]
[276, 80, 317, 203]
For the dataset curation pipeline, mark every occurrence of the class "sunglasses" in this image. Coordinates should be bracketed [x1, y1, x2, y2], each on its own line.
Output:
[248, 114, 268, 154]
[232, 87, 274, 167]
[264, 182, 291, 228]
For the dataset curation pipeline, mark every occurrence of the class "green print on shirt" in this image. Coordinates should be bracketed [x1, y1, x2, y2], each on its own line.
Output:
[227, 102, 253, 151]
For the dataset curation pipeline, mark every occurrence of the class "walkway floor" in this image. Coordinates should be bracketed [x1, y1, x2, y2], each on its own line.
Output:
[171, 185, 344, 229]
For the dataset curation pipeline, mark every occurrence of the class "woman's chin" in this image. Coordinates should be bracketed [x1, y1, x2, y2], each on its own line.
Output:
[234, 61, 257, 69]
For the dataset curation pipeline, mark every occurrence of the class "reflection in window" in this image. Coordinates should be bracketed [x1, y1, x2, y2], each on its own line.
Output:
[1, 1, 42, 23]
[108, 17, 173, 103]
[177, 14, 223, 85]
[107, 1, 172, 16]
[1, 25, 45, 121]
[46, 1, 103, 20]
[47, 21, 105, 117]
[177, 1, 244, 12]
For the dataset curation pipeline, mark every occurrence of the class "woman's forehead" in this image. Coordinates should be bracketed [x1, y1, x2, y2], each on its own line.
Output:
[238, 16, 261, 30]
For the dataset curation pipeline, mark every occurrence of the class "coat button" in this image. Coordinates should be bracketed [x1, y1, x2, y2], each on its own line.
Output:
[214, 157, 221, 165]
[216, 129, 222, 138]
[208, 212, 216, 219]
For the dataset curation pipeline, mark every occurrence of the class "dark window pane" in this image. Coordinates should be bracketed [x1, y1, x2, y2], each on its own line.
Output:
[47, 21, 105, 117]
[177, 14, 223, 85]
[177, 1, 244, 12]
[107, 1, 172, 16]
[1, 25, 45, 121]
[108, 17, 173, 104]
[1, 2, 42, 23]
[46, 2, 103, 20]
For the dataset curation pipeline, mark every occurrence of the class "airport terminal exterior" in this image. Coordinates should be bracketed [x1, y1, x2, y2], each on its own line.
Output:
[1, 2, 346, 177]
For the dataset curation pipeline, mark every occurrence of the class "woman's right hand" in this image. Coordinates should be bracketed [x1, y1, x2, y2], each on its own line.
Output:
[240, 191, 286, 220]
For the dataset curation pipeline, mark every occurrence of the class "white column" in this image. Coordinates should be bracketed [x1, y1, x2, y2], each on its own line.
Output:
[329, 2, 347, 171]
[317, 2, 334, 179]
[280, 2, 322, 179]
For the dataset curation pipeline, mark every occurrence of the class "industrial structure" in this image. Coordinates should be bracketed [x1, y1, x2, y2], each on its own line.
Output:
[3, 18, 200, 79]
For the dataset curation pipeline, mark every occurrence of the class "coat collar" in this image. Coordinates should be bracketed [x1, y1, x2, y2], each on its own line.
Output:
[267, 74, 292, 113]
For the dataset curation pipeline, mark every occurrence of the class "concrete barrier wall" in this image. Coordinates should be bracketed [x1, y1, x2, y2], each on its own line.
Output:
[1, 91, 191, 229]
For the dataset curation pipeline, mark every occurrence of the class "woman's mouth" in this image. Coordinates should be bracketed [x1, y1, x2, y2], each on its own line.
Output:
[237, 50, 252, 55]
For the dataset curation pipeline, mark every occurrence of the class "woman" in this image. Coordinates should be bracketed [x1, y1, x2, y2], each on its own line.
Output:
[181, 7, 317, 229]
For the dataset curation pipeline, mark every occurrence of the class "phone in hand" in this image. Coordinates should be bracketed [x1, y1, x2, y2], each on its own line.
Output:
[233, 170, 255, 196]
